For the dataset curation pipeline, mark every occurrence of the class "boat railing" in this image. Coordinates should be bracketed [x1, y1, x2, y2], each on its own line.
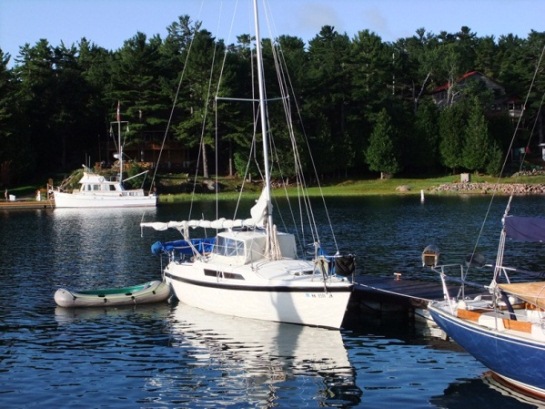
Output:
[430, 261, 545, 318]
[494, 264, 545, 281]
[429, 262, 495, 314]
[431, 262, 490, 286]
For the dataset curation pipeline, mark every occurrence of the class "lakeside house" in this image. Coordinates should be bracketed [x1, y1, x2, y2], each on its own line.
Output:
[431, 71, 523, 120]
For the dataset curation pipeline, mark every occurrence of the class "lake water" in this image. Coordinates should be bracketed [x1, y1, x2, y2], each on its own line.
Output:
[1, 195, 544, 408]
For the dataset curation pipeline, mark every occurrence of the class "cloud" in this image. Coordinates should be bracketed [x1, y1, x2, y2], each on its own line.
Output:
[365, 7, 389, 34]
[293, 3, 343, 36]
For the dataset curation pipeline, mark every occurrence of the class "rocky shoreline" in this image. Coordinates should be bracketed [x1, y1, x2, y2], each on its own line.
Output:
[430, 182, 545, 195]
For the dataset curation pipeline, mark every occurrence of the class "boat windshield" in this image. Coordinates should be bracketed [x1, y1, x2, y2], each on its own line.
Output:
[213, 236, 245, 257]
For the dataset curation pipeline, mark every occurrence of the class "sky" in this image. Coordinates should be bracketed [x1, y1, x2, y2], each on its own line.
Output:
[1, 0, 544, 66]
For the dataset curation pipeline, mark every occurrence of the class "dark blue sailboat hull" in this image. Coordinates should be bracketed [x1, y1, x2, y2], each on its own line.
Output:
[429, 304, 545, 398]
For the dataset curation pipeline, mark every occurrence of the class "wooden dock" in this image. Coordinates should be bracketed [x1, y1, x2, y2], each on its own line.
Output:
[347, 274, 482, 336]
[0, 199, 54, 210]
[353, 275, 445, 308]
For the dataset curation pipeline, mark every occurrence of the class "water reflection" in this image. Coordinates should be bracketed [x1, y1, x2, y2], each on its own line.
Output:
[54, 302, 171, 326]
[167, 304, 363, 407]
[50, 208, 160, 288]
[481, 372, 545, 408]
[430, 373, 544, 409]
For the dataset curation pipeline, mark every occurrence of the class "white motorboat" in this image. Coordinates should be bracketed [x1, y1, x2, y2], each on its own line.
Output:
[53, 168, 156, 208]
[54, 110, 156, 208]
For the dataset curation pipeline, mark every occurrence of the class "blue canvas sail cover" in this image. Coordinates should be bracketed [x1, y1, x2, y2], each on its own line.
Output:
[151, 237, 216, 255]
[504, 215, 545, 242]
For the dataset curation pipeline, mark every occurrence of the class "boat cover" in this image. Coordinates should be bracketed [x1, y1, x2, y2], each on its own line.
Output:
[151, 238, 216, 256]
[498, 282, 545, 309]
[141, 189, 270, 234]
[504, 215, 545, 242]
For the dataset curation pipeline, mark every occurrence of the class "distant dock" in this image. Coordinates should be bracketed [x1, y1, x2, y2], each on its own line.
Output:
[0, 199, 54, 210]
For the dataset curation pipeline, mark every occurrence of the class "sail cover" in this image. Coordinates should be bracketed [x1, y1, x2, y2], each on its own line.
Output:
[498, 282, 545, 309]
[504, 215, 545, 242]
[140, 189, 270, 233]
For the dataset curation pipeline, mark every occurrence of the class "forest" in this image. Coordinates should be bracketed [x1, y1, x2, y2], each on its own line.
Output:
[1, 15, 544, 189]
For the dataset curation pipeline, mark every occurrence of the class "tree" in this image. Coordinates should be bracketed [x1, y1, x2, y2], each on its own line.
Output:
[305, 26, 354, 178]
[51, 42, 97, 170]
[462, 97, 491, 171]
[486, 141, 504, 176]
[393, 29, 438, 113]
[110, 33, 168, 134]
[365, 109, 400, 178]
[13, 40, 57, 174]
[173, 29, 225, 178]
[77, 39, 115, 165]
[405, 100, 440, 174]
[1, 17, 545, 186]
[348, 29, 393, 173]
[0, 49, 29, 186]
[439, 104, 465, 173]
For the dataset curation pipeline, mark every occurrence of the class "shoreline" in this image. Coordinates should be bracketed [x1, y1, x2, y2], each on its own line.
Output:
[430, 182, 545, 195]
[3, 182, 545, 210]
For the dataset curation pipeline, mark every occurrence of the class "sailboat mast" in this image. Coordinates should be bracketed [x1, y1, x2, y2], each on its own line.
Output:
[118, 119, 123, 184]
[252, 0, 273, 229]
[116, 101, 123, 184]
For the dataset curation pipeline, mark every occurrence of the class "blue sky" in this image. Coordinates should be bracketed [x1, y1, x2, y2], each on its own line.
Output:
[1, 0, 544, 66]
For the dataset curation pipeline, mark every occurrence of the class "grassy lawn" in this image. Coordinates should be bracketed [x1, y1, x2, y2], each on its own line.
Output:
[9, 172, 545, 202]
[157, 173, 545, 203]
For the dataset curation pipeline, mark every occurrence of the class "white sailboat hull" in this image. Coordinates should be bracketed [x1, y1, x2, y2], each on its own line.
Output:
[165, 259, 352, 329]
[54, 190, 156, 208]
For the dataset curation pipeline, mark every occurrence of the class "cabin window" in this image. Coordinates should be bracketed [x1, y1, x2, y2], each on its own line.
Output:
[204, 269, 220, 277]
[204, 269, 244, 280]
[223, 272, 244, 280]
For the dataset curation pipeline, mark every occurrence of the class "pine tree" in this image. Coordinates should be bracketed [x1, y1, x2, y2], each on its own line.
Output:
[462, 97, 491, 172]
[365, 109, 400, 178]
[439, 104, 465, 173]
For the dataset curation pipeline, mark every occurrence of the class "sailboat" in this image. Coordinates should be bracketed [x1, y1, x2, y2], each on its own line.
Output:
[53, 105, 157, 208]
[426, 44, 545, 398]
[427, 200, 545, 399]
[140, 0, 355, 329]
